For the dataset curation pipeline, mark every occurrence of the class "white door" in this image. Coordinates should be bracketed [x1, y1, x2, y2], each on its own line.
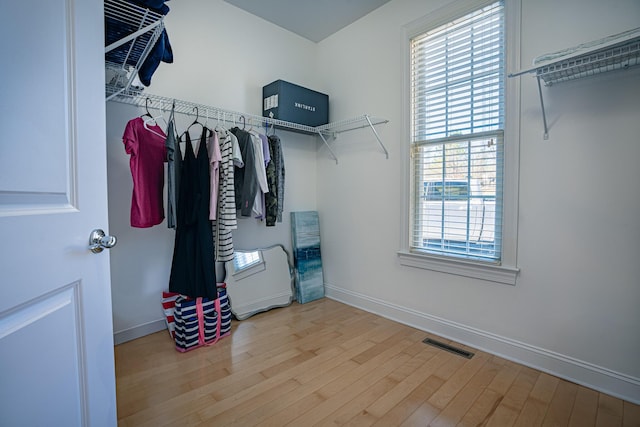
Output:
[0, 0, 117, 426]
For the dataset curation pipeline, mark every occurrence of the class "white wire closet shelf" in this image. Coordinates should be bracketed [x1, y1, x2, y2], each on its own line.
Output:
[509, 27, 640, 139]
[105, 86, 390, 164]
[104, 0, 165, 101]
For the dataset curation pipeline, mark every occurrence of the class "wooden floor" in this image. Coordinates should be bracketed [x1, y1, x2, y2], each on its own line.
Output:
[115, 298, 640, 426]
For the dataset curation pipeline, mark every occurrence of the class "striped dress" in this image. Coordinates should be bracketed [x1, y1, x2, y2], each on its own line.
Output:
[211, 130, 239, 261]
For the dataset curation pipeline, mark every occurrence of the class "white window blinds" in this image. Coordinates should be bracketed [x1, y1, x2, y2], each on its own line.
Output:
[410, 1, 505, 262]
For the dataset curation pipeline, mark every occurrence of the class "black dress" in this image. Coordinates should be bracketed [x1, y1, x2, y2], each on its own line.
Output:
[168, 128, 217, 299]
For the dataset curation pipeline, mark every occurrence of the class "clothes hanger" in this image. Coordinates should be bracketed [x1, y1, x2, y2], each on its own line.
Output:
[143, 121, 166, 139]
[181, 106, 208, 151]
[203, 108, 213, 138]
[215, 110, 228, 135]
[141, 98, 166, 138]
[265, 120, 276, 137]
[249, 117, 266, 138]
[165, 100, 178, 139]
[141, 97, 156, 126]
[247, 116, 258, 135]
[142, 97, 153, 119]
[203, 108, 210, 129]
[147, 100, 168, 127]
[268, 112, 277, 136]
[184, 106, 203, 134]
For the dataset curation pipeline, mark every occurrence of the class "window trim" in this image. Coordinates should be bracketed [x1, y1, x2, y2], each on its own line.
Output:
[399, 0, 520, 285]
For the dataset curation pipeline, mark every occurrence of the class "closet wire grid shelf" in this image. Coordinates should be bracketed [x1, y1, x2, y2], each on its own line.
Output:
[105, 0, 165, 100]
[509, 28, 640, 139]
[533, 36, 640, 86]
[105, 87, 389, 164]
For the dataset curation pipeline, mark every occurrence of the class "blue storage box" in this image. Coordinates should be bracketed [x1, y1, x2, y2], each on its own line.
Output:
[263, 80, 329, 130]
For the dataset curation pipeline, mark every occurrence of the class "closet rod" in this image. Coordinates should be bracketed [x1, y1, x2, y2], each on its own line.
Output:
[107, 87, 318, 132]
[106, 87, 390, 163]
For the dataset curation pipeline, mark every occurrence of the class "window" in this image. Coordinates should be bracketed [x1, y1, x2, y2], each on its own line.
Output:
[400, 0, 519, 284]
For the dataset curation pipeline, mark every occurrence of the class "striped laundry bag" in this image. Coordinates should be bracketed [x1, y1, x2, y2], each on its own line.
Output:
[173, 284, 231, 352]
[161, 291, 180, 339]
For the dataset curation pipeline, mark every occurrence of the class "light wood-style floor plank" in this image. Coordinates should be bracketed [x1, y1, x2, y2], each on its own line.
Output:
[542, 380, 578, 427]
[114, 298, 640, 426]
[568, 385, 599, 427]
[624, 400, 640, 427]
[596, 393, 624, 427]
[513, 372, 560, 427]
[485, 366, 541, 427]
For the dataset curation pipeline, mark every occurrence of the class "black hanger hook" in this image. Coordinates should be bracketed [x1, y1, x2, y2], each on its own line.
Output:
[191, 106, 199, 125]
[145, 97, 152, 117]
[240, 115, 246, 130]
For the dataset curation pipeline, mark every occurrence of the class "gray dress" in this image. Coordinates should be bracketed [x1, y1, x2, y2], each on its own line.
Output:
[165, 105, 181, 229]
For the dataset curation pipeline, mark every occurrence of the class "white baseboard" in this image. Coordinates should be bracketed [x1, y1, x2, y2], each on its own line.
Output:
[325, 283, 640, 405]
[113, 319, 167, 345]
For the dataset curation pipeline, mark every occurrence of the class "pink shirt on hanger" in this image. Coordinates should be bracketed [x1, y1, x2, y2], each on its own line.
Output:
[123, 117, 167, 228]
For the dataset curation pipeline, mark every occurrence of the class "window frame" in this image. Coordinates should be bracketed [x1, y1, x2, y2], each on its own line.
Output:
[398, 0, 520, 285]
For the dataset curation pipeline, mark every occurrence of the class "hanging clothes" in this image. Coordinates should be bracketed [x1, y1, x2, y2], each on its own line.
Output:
[169, 129, 217, 299]
[122, 116, 167, 228]
[212, 129, 239, 262]
[266, 134, 285, 226]
[165, 104, 180, 229]
[231, 127, 258, 217]
[250, 132, 269, 218]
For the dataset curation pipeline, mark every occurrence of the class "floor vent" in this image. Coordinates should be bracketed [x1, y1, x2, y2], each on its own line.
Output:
[422, 338, 474, 359]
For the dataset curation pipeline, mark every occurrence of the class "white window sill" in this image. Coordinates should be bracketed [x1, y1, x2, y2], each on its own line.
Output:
[397, 250, 519, 285]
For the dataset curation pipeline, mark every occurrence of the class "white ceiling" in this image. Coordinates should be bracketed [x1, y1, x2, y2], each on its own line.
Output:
[223, 0, 392, 43]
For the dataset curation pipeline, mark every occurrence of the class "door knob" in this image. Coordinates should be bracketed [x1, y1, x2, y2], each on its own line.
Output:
[89, 229, 117, 253]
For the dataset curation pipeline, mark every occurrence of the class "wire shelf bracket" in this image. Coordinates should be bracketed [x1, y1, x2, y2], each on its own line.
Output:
[317, 115, 389, 137]
[509, 27, 640, 139]
[316, 115, 390, 164]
